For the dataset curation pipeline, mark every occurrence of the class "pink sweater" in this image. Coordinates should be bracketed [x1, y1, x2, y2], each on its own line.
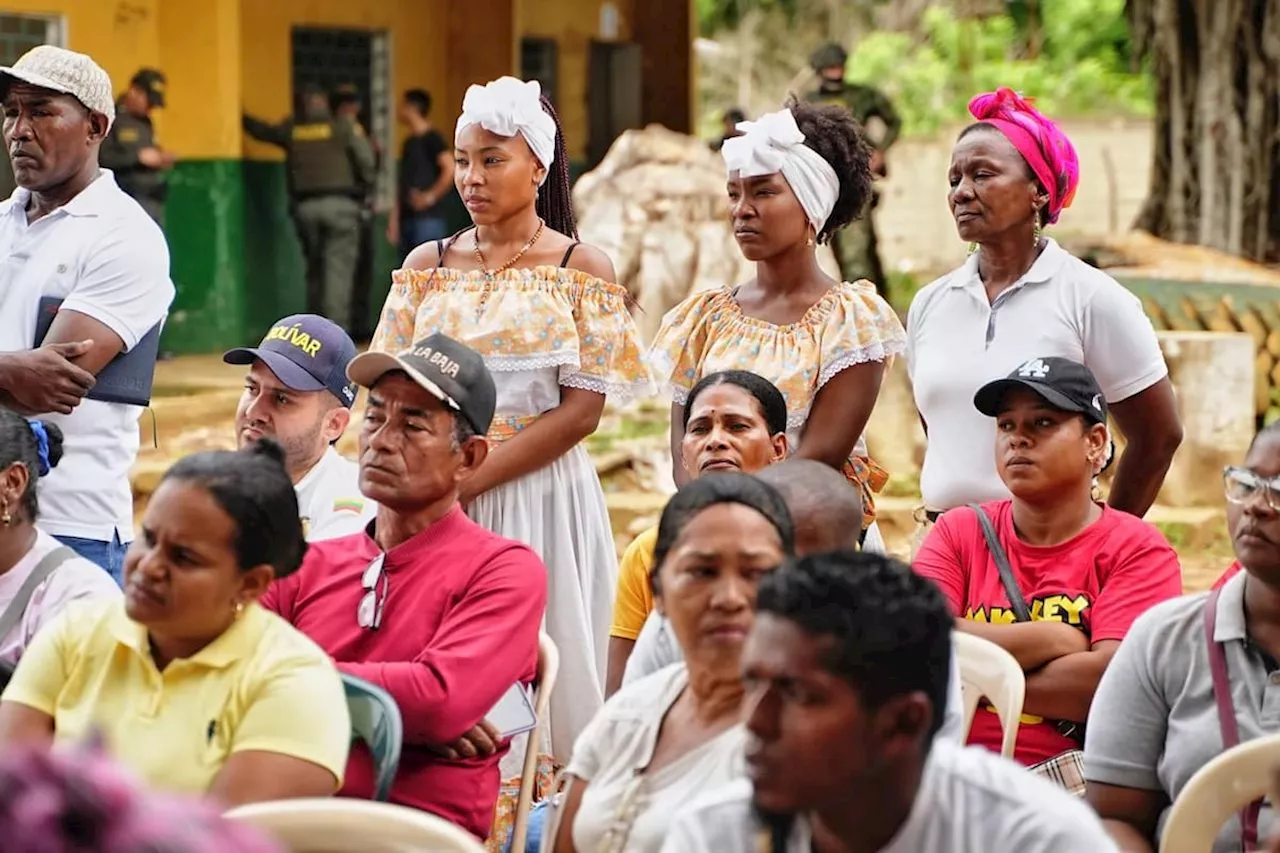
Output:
[262, 505, 547, 838]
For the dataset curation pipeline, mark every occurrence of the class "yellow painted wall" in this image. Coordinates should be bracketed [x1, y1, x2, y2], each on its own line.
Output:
[519, 0, 632, 162]
[240, 0, 455, 162]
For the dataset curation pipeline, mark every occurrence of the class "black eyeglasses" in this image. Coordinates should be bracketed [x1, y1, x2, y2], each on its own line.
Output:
[1224, 466, 1280, 512]
[357, 554, 388, 630]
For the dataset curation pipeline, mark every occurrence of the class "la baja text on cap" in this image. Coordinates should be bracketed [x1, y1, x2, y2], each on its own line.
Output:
[972, 356, 1108, 426]
[222, 314, 359, 408]
[0, 45, 115, 130]
[346, 334, 497, 436]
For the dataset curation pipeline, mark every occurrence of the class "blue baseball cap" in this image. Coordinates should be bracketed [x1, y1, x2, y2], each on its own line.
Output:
[223, 314, 359, 408]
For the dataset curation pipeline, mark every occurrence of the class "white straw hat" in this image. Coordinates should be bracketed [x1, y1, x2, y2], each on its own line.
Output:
[0, 45, 115, 131]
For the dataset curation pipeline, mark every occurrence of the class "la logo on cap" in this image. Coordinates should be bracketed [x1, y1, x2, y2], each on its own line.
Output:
[1018, 358, 1050, 379]
[1091, 394, 1102, 411]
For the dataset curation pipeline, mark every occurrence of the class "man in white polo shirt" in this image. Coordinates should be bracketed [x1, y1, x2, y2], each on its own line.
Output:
[0, 46, 173, 582]
[223, 314, 375, 540]
[665, 552, 1118, 853]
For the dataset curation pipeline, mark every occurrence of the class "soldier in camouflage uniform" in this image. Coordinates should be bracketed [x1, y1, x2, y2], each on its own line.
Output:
[804, 42, 901, 295]
[243, 84, 377, 330]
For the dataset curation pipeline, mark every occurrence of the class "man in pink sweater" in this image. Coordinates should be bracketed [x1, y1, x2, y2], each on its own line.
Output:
[262, 333, 547, 839]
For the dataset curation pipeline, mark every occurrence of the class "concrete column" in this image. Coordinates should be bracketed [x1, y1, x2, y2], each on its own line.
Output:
[1151, 331, 1255, 508]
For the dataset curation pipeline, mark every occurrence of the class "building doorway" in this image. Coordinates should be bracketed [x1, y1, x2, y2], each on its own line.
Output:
[290, 26, 391, 338]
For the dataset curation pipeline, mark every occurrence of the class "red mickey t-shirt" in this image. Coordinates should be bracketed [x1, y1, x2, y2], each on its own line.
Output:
[913, 500, 1182, 765]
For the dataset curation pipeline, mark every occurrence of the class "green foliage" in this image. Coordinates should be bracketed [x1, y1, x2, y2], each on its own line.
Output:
[845, 1, 1152, 136]
[696, 0, 800, 34]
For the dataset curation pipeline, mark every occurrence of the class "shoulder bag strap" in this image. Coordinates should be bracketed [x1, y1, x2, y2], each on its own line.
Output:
[1204, 587, 1261, 850]
[968, 504, 1032, 623]
[0, 545, 75, 640]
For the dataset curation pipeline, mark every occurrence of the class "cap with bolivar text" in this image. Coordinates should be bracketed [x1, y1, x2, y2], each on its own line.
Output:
[346, 333, 496, 436]
[973, 356, 1107, 425]
[222, 314, 359, 408]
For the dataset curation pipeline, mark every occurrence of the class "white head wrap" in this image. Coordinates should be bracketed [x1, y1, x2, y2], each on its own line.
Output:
[456, 77, 557, 185]
[721, 108, 840, 235]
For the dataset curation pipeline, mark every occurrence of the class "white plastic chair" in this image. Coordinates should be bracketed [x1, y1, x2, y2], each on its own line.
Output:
[1159, 732, 1280, 853]
[953, 630, 1026, 758]
[227, 798, 485, 853]
[509, 632, 561, 853]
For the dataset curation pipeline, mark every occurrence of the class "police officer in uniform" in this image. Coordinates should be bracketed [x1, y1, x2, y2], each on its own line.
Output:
[243, 83, 377, 330]
[804, 42, 901, 295]
[100, 68, 173, 224]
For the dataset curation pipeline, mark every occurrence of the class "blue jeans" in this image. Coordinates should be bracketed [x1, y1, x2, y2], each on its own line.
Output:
[399, 215, 450, 263]
[56, 531, 127, 586]
[502, 799, 548, 853]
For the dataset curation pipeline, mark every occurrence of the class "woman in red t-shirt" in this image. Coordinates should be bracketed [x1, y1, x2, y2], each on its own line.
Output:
[913, 356, 1182, 779]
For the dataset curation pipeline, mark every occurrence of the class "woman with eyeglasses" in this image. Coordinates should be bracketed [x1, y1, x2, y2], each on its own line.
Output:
[0, 440, 351, 809]
[1084, 424, 1280, 852]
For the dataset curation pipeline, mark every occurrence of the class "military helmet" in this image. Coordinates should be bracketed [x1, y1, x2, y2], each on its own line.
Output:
[809, 42, 848, 71]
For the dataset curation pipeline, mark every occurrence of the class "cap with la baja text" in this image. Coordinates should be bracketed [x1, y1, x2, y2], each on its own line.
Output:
[222, 315, 359, 408]
[347, 333, 497, 436]
[973, 357, 1107, 426]
[0, 46, 114, 130]
[130, 68, 166, 108]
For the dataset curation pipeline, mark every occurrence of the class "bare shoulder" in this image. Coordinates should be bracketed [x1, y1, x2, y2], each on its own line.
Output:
[564, 242, 617, 283]
[402, 239, 441, 271]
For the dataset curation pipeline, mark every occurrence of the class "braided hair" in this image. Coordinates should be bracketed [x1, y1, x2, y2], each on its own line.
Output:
[535, 95, 578, 239]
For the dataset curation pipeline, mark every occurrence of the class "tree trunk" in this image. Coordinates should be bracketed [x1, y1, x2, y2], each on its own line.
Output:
[1130, 0, 1280, 262]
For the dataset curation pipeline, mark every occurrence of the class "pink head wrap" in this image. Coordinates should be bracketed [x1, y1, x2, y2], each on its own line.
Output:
[967, 88, 1080, 224]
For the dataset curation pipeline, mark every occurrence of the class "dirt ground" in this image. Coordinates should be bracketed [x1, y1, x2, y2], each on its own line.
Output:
[136, 354, 1234, 594]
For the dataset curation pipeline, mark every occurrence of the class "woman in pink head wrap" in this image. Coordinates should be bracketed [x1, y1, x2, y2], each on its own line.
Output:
[903, 87, 1184, 790]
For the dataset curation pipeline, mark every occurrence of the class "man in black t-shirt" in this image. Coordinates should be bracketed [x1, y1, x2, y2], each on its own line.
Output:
[389, 88, 454, 261]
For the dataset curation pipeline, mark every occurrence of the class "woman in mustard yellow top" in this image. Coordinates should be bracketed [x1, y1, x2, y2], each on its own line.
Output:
[0, 440, 351, 808]
[606, 370, 788, 695]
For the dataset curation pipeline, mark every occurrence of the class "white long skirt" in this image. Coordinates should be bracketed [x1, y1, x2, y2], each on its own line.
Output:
[468, 442, 616, 769]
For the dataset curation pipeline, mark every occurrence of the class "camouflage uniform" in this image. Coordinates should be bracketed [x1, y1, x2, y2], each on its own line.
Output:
[804, 45, 901, 294]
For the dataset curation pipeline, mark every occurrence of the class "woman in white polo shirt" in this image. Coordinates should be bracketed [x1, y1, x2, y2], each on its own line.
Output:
[906, 88, 1181, 543]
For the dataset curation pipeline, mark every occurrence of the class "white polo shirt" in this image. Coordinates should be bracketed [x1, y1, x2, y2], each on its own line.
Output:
[662, 740, 1119, 853]
[906, 239, 1167, 511]
[296, 447, 376, 541]
[0, 171, 173, 542]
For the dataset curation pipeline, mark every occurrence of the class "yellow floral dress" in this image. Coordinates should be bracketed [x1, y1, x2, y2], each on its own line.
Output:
[372, 257, 652, 847]
[650, 281, 906, 533]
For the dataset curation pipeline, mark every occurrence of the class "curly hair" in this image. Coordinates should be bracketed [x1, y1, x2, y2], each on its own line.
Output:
[535, 95, 578, 240]
[786, 95, 874, 244]
[757, 550, 953, 741]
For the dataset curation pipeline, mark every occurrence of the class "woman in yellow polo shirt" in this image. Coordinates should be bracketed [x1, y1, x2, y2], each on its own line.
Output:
[0, 440, 351, 808]
[605, 370, 788, 695]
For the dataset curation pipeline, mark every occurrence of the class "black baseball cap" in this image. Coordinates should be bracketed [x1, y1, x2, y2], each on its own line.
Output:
[130, 68, 165, 108]
[346, 333, 496, 435]
[974, 357, 1108, 426]
[223, 314, 359, 408]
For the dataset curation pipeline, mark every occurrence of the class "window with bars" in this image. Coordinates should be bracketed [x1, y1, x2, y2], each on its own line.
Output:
[521, 38, 559, 107]
[0, 13, 62, 65]
[290, 26, 393, 206]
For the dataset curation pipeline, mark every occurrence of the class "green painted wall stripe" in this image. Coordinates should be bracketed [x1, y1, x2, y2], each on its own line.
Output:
[159, 158, 589, 354]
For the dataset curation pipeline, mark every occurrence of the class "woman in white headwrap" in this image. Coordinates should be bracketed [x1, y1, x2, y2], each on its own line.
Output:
[369, 76, 651, 822]
[651, 97, 905, 549]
